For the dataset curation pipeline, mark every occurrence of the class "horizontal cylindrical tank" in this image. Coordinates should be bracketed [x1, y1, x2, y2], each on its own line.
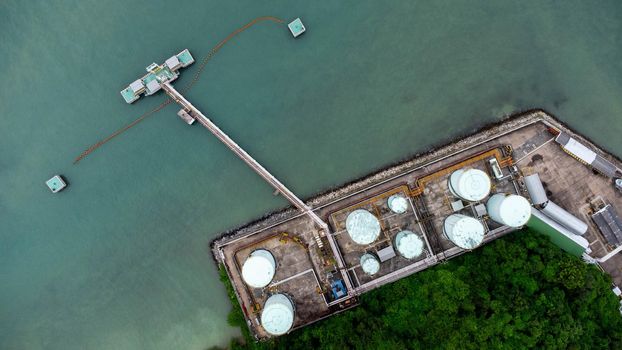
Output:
[261, 294, 295, 336]
[541, 201, 588, 235]
[241, 249, 276, 289]
[524, 173, 548, 206]
[387, 194, 409, 214]
[448, 169, 491, 202]
[346, 209, 381, 245]
[360, 253, 380, 275]
[486, 194, 532, 228]
[394, 230, 424, 259]
[443, 214, 485, 249]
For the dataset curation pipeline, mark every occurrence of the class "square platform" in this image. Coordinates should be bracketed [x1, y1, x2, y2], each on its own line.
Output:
[46, 175, 67, 193]
[288, 18, 306, 38]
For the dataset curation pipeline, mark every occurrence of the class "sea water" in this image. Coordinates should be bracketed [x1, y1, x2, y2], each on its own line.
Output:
[1, 0, 621, 349]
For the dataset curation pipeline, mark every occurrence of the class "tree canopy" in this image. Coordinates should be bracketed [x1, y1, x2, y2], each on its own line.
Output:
[219, 230, 622, 350]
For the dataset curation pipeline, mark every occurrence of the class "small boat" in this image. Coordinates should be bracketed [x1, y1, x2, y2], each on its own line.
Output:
[46, 175, 67, 193]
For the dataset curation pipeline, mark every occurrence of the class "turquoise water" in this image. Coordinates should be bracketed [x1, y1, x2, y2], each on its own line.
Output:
[1, 1, 622, 349]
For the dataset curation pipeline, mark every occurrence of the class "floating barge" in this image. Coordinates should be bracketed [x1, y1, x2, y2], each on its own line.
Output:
[212, 110, 622, 340]
[120, 49, 195, 104]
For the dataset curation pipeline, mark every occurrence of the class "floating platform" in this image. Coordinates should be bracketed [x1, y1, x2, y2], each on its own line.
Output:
[120, 49, 195, 104]
[288, 18, 306, 38]
[45, 175, 67, 193]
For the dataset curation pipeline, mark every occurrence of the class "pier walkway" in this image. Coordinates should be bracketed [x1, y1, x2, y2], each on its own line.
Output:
[162, 83, 353, 292]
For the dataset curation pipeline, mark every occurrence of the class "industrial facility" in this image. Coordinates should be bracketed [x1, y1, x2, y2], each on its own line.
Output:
[213, 111, 622, 340]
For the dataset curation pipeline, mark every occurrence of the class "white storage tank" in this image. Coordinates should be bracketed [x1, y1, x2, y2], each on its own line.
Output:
[241, 249, 276, 289]
[486, 194, 532, 228]
[524, 174, 548, 206]
[360, 253, 380, 275]
[261, 294, 295, 336]
[448, 169, 491, 202]
[443, 214, 485, 249]
[394, 230, 424, 259]
[346, 209, 381, 245]
[541, 201, 588, 235]
[387, 194, 409, 214]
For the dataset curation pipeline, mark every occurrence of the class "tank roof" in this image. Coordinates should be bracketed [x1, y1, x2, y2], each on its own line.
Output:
[346, 209, 381, 245]
[449, 169, 491, 202]
[241, 250, 275, 288]
[395, 231, 424, 259]
[496, 194, 531, 227]
[261, 294, 294, 336]
[388, 194, 409, 214]
[444, 215, 484, 249]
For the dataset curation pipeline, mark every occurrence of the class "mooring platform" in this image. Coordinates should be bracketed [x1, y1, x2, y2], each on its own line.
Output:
[45, 175, 67, 193]
[120, 49, 195, 104]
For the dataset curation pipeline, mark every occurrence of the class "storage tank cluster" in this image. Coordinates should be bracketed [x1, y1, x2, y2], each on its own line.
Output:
[524, 173, 588, 235]
[241, 249, 295, 336]
[444, 167, 533, 249]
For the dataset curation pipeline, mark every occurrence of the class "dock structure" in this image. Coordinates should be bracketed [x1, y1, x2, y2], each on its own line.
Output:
[121, 49, 353, 293]
[162, 81, 325, 228]
[161, 82, 354, 294]
[120, 49, 195, 104]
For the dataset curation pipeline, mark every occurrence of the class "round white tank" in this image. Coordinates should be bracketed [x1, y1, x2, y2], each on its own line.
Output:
[261, 294, 295, 336]
[395, 230, 424, 259]
[360, 253, 380, 275]
[387, 194, 409, 214]
[241, 249, 276, 289]
[524, 174, 548, 206]
[443, 214, 485, 249]
[486, 194, 531, 228]
[346, 209, 381, 245]
[448, 169, 491, 202]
